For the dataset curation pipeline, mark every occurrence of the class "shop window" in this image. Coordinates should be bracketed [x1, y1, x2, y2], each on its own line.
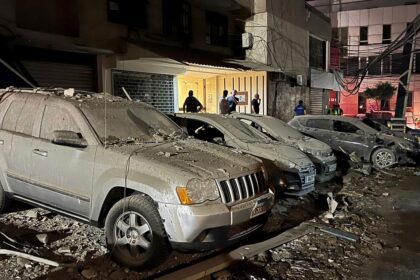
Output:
[360, 26, 368, 45]
[382, 25, 391, 44]
[107, 0, 148, 28]
[358, 95, 366, 114]
[205, 11, 228, 47]
[415, 54, 420, 73]
[383, 56, 391, 74]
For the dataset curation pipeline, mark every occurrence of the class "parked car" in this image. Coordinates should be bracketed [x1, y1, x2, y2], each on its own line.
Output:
[169, 113, 316, 196]
[360, 117, 420, 150]
[288, 115, 417, 168]
[229, 113, 337, 183]
[0, 88, 275, 269]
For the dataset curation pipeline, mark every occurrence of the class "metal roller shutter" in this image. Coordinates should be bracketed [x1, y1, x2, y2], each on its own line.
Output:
[310, 88, 324, 115]
[22, 60, 95, 91]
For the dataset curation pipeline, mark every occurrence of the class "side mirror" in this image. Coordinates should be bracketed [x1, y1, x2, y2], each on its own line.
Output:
[52, 130, 88, 148]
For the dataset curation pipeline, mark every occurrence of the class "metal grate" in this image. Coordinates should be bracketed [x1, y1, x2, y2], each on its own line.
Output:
[218, 171, 267, 204]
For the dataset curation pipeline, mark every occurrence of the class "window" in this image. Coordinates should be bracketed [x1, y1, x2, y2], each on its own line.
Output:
[185, 119, 225, 143]
[2, 100, 25, 132]
[383, 56, 391, 74]
[415, 54, 420, 73]
[333, 121, 359, 133]
[368, 56, 381, 75]
[306, 119, 330, 130]
[360, 26, 368, 45]
[382, 25, 391, 44]
[309, 36, 327, 70]
[40, 106, 80, 140]
[15, 96, 44, 136]
[391, 53, 404, 74]
[107, 0, 148, 28]
[407, 91, 413, 108]
[332, 27, 348, 47]
[16, 0, 79, 37]
[162, 0, 191, 40]
[358, 95, 366, 114]
[205, 11, 228, 47]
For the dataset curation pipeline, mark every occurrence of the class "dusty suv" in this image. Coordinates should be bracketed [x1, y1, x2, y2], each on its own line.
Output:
[170, 113, 316, 196]
[229, 114, 337, 183]
[0, 88, 274, 269]
[288, 115, 417, 168]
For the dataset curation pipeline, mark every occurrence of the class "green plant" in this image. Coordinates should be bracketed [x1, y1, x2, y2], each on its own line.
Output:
[363, 82, 396, 110]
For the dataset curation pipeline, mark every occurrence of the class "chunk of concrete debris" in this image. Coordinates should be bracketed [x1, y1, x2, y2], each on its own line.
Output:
[57, 247, 71, 254]
[17, 257, 31, 266]
[324, 192, 338, 219]
[81, 268, 97, 279]
[25, 210, 39, 219]
[36, 234, 49, 245]
[212, 269, 231, 280]
[64, 88, 75, 97]
[382, 192, 389, 197]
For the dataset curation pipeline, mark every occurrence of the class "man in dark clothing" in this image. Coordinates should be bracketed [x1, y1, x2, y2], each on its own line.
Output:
[227, 90, 239, 113]
[251, 93, 261, 114]
[183, 90, 203, 113]
[294, 100, 306, 116]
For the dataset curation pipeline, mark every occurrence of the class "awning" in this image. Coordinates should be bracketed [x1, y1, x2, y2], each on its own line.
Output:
[124, 39, 249, 71]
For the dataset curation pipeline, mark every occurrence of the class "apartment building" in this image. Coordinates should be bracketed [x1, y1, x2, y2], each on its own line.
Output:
[308, 0, 420, 127]
[0, 0, 331, 118]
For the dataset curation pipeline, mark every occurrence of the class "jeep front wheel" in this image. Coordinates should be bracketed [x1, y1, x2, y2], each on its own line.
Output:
[104, 194, 170, 269]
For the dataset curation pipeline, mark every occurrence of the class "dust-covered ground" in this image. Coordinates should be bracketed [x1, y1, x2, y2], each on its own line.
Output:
[0, 166, 419, 279]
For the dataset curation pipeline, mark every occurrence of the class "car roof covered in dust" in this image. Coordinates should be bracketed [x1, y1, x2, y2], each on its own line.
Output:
[293, 114, 360, 124]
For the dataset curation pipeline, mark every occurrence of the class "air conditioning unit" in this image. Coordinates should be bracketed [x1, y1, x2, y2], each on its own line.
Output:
[296, 75, 303, 86]
[242, 33, 253, 49]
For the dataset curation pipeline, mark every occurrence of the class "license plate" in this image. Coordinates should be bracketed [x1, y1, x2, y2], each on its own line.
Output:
[305, 174, 315, 184]
[250, 198, 269, 219]
[328, 163, 337, 172]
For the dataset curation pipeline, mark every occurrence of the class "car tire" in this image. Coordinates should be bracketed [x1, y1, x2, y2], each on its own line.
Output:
[371, 148, 396, 169]
[0, 181, 10, 213]
[104, 194, 171, 269]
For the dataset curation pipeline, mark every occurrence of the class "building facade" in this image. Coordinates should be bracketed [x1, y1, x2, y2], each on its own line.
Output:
[0, 0, 331, 119]
[308, 0, 420, 127]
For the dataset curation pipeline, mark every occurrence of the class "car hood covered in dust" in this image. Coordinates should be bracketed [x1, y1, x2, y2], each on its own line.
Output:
[287, 136, 332, 153]
[246, 141, 313, 168]
[108, 138, 262, 182]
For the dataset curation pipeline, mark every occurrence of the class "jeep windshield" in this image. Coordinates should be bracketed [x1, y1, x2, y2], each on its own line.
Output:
[81, 103, 185, 144]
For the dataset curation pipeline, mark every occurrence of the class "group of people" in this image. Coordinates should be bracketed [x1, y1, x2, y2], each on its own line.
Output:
[294, 100, 343, 116]
[182, 89, 261, 114]
[183, 90, 343, 117]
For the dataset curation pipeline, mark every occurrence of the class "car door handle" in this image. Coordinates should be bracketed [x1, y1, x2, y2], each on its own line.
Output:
[33, 149, 48, 157]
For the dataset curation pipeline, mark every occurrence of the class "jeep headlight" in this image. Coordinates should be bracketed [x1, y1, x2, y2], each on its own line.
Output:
[176, 179, 220, 205]
[399, 142, 414, 151]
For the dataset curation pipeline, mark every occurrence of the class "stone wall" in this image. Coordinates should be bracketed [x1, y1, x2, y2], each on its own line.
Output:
[266, 73, 310, 122]
[112, 70, 174, 113]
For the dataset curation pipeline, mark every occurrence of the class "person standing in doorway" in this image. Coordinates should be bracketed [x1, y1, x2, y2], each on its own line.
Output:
[183, 90, 203, 113]
[219, 90, 229, 114]
[251, 93, 261, 114]
[227, 90, 239, 113]
[294, 100, 306, 116]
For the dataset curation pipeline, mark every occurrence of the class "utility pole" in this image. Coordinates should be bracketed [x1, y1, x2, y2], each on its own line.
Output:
[394, 23, 416, 118]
